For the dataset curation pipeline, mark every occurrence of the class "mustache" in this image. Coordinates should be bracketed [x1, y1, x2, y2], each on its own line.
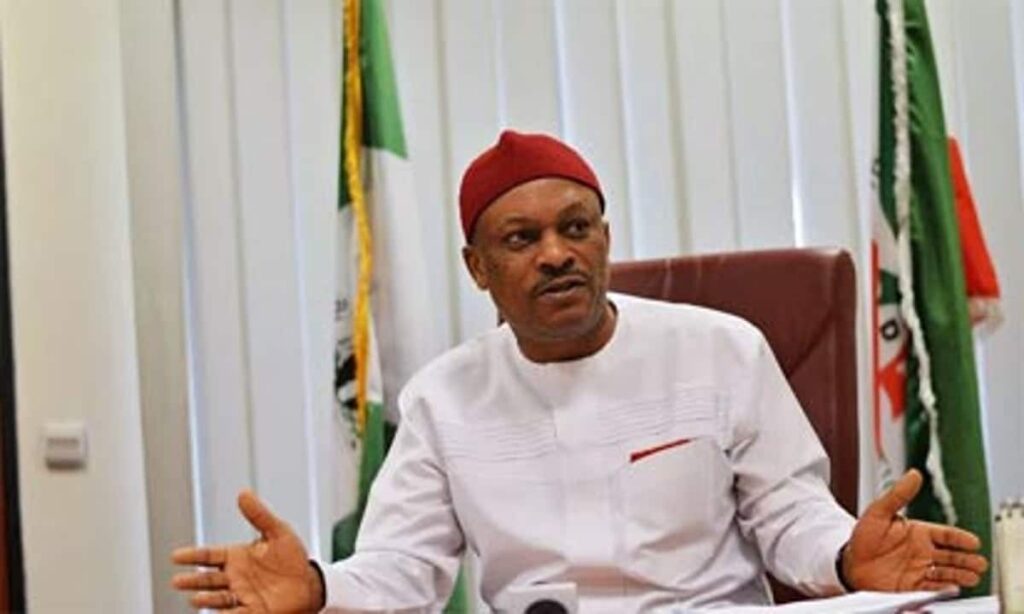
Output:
[532, 270, 591, 296]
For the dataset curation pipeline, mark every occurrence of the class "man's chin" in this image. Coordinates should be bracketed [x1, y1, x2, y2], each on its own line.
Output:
[530, 304, 605, 340]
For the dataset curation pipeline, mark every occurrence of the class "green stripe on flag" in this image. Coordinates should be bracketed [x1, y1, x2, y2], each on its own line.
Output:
[877, 0, 992, 595]
[332, 401, 388, 561]
[339, 0, 406, 207]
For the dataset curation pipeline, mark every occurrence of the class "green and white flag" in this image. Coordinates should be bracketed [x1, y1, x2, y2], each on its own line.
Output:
[873, 0, 992, 594]
[333, 0, 469, 610]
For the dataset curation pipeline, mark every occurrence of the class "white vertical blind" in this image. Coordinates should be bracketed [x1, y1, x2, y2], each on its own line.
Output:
[178, 0, 258, 544]
[557, 0, 634, 260]
[280, 0, 341, 556]
[494, 0, 562, 134]
[670, 0, 741, 253]
[440, 0, 502, 341]
[228, 0, 317, 546]
[617, 0, 689, 258]
[387, 0, 459, 350]
[721, 0, 797, 248]
[782, 0, 860, 250]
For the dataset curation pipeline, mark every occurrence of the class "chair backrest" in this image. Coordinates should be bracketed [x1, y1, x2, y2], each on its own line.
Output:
[609, 247, 859, 515]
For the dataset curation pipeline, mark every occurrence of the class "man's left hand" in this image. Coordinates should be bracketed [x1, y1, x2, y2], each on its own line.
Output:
[842, 469, 988, 592]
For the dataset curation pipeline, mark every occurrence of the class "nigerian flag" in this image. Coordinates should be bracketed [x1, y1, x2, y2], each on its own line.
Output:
[873, 0, 991, 594]
[333, 0, 469, 610]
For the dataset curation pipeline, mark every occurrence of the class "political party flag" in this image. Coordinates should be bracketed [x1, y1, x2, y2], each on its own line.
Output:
[947, 138, 1002, 331]
[872, 0, 993, 594]
[333, 0, 469, 610]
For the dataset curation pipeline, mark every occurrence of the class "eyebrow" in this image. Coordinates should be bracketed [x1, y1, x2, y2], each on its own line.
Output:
[494, 200, 598, 231]
[495, 216, 536, 231]
[557, 201, 593, 218]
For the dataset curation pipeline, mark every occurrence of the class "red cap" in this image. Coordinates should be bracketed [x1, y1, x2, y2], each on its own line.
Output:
[458, 130, 604, 242]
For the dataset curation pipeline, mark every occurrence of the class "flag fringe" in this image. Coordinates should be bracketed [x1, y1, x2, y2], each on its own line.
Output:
[968, 297, 1003, 336]
[887, 0, 958, 525]
[343, 0, 374, 436]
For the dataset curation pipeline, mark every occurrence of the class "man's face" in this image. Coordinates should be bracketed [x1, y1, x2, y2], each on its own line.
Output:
[462, 177, 610, 345]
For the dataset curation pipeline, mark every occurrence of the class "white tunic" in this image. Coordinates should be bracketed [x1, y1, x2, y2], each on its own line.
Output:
[320, 294, 855, 613]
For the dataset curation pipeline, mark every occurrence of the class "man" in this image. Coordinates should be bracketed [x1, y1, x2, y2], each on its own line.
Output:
[172, 131, 988, 612]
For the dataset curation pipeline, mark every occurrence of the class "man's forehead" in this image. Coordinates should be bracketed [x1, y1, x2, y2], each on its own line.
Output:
[486, 177, 601, 221]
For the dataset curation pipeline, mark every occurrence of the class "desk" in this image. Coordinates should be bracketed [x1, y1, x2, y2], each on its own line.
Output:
[684, 592, 1000, 613]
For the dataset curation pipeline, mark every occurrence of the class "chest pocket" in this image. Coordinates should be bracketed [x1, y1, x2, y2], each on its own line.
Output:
[614, 386, 732, 588]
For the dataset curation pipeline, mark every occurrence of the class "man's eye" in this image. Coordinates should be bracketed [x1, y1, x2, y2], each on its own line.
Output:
[503, 231, 532, 249]
[565, 219, 591, 236]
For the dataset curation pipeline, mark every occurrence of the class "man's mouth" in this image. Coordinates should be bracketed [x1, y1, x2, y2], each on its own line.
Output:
[537, 275, 588, 297]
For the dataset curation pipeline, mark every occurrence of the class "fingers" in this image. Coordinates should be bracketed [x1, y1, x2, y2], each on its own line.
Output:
[171, 570, 230, 591]
[238, 489, 285, 539]
[865, 469, 923, 519]
[933, 549, 988, 574]
[189, 590, 238, 610]
[171, 545, 228, 567]
[917, 581, 960, 594]
[926, 565, 981, 588]
[927, 522, 982, 552]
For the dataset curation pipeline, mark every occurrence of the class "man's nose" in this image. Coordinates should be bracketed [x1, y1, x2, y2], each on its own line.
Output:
[536, 233, 575, 275]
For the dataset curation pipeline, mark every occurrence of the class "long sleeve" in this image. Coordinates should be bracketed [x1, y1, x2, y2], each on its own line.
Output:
[318, 396, 465, 613]
[729, 331, 855, 596]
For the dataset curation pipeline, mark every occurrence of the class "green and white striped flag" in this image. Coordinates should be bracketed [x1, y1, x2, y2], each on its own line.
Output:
[873, 0, 992, 595]
[333, 0, 469, 610]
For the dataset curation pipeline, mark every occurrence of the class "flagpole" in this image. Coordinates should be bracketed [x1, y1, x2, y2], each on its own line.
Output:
[342, 0, 373, 436]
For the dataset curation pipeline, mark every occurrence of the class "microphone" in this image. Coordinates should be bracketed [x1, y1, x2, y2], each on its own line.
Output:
[524, 599, 568, 614]
[502, 582, 577, 614]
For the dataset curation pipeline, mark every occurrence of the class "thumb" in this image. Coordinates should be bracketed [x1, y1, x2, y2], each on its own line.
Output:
[237, 490, 286, 539]
[865, 469, 923, 519]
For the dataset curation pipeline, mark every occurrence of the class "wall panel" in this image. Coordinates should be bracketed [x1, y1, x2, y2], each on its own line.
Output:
[782, 0, 859, 251]
[495, 0, 561, 134]
[617, 0, 688, 258]
[2, 1, 154, 608]
[722, 0, 797, 248]
[670, 0, 740, 253]
[228, 0, 315, 544]
[178, 0, 256, 544]
[840, 0, 879, 508]
[119, 0, 195, 608]
[440, 0, 502, 341]
[557, 0, 634, 260]
[281, 0, 341, 558]
[386, 0, 458, 350]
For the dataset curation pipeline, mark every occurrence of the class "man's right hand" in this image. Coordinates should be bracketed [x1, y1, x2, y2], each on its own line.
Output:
[171, 491, 325, 612]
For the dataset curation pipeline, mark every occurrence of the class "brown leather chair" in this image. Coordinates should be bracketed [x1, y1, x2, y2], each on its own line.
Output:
[610, 247, 858, 600]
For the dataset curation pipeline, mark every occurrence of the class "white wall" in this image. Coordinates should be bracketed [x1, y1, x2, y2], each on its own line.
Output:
[0, 1, 154, 611]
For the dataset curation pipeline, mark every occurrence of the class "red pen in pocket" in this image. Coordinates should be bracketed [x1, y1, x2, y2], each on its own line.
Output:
[629, 437, 693, 463]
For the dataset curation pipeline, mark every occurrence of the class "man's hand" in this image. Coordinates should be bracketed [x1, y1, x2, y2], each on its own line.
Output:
[842, 469, 989, 592]
[171, 491, 325, 612]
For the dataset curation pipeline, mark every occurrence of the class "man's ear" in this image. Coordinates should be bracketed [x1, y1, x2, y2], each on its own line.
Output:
[601, 219, 612, 285]
[462, 245, 489, 291]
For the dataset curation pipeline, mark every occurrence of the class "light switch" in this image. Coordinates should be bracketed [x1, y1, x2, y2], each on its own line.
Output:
[43, 421, 87, 469]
